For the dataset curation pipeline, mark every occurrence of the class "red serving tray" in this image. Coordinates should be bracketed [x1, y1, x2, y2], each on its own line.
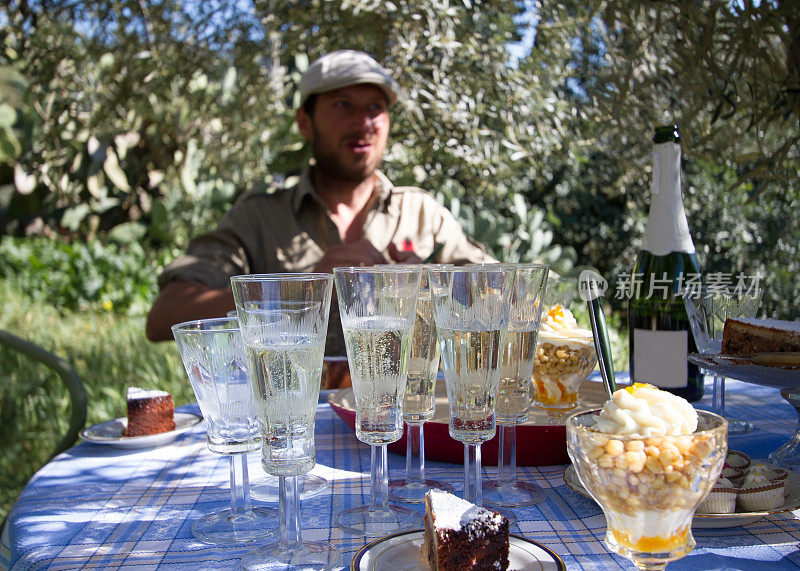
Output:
[328, 380, 608, 466]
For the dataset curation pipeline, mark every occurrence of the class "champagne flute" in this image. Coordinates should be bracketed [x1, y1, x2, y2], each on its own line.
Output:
[684, 285, 762, 435]
[333, 266, 423, 536]
[171, 317, 277, 545]
[225, 309, 330, 501]
[483, 263, 549, 508]
[232, 274, 342, 570]
[388, 264, 454, 503]
[428, 265, 515, 507]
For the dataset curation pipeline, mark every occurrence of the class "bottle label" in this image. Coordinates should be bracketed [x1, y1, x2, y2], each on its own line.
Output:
[632, 328, 688, 388]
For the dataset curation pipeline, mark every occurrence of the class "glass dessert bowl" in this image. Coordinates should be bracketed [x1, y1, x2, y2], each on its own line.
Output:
[566, 385, 727, 570]
[532, 304, 597, 417]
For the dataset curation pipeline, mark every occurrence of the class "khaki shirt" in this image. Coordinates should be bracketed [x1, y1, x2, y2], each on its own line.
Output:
[159, 168, 495, 354]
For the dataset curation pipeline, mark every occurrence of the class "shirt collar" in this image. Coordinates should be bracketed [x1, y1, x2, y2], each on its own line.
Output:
[291, 167, 393, 214]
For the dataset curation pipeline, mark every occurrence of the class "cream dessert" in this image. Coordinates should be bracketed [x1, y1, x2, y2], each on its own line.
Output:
[532, 305, 596, 409]
[566, 383, 726, 560]
[738, 471, 784, 511]
[696, 476, 737, 514]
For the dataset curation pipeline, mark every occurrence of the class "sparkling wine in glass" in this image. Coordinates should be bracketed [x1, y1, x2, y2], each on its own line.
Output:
[171, 317, 277, 545]
[483, 263, 549, 509]
[225, 309, 329, 502]
[428, 265, 515, 508]
[389, 265, 454, 503]
[232, 274, 342, 570]
[334, 266, 423, 536]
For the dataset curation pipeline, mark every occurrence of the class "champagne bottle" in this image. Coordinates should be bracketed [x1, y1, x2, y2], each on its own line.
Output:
[628, 125, 703, 401]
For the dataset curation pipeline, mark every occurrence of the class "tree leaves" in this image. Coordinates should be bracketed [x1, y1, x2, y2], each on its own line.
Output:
[1, 0, 797, 318]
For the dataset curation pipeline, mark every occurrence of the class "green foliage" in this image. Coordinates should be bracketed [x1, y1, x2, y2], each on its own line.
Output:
[0, 280, 191, 522]
[1, 0, 798, 320]
[531, 0, 800, 319]
[0, 236, 174, 315]
[436, 188, 576, 274]
[0, 66, 33, 165]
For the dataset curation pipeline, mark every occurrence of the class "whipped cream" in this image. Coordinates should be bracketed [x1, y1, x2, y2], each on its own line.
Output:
[537, 379, 568, 403]
[538, 305, 592, 349]
[594, 383, 698, 437]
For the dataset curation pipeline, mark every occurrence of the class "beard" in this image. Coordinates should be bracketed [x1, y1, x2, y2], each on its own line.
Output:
[310, 126, 384, 185]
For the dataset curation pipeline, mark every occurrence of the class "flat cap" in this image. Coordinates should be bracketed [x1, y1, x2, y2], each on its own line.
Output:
[299, 50, 400, 107]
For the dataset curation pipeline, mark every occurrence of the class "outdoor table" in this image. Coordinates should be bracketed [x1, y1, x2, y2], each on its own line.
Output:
[3, 373, 800, 570]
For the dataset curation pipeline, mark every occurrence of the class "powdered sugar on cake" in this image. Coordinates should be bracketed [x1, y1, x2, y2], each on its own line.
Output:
[427, 488, 504, 533]
[127, 387, 171, 400]
[731, 318, 800, 334]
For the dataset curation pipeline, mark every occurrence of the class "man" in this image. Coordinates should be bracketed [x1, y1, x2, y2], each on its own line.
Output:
[146, 50, 495, 354]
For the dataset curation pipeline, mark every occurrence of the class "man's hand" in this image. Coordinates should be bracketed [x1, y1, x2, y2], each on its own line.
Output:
[387, 242, 423, 264]
[313, 239, 389, 273]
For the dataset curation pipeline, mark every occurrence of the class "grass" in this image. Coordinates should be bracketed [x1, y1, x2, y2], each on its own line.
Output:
[0, 280, 192, 523]
[0, 279, 632, 525]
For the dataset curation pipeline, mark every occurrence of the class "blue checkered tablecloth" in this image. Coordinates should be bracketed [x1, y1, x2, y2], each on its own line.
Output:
[4, 373, 800, 570]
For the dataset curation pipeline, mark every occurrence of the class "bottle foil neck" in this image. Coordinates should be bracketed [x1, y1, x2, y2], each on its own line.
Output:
[643, 142, 695, 255]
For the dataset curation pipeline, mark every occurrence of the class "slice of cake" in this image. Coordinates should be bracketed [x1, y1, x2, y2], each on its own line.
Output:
[721, 318, 800, 355]
[422, 489, 509, 571]
[125, 387, 175, 437]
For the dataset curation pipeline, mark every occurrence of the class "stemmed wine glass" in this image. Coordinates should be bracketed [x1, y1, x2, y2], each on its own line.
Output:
[225, 309, 330, 502]
[389, 264, 454, 503]
[171, 317, 277, 545]
[428, 265, 515, 507]
[483, 263, 549, 509]
[684, 285, 762, 435]
[231, 274, 342, 570]
[333, 266, 423, 536]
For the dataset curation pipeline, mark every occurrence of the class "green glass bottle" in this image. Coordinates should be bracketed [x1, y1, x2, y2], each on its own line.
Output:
[627, 125, 703, 401]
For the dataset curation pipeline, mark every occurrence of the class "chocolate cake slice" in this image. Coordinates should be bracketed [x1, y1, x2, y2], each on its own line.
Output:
[125, 387, 175, 437]
[721, 318, 800, 355]
[422, 489, 509, 571]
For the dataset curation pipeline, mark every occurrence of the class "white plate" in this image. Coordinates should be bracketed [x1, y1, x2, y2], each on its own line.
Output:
[351, 530, 565, 570]
[563, 464, 800, 528]
[689, 353, 800, 390]
[80, 412, 202, 448]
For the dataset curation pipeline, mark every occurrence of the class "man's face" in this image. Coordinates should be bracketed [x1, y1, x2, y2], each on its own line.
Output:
[297, 84, 390, 184]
